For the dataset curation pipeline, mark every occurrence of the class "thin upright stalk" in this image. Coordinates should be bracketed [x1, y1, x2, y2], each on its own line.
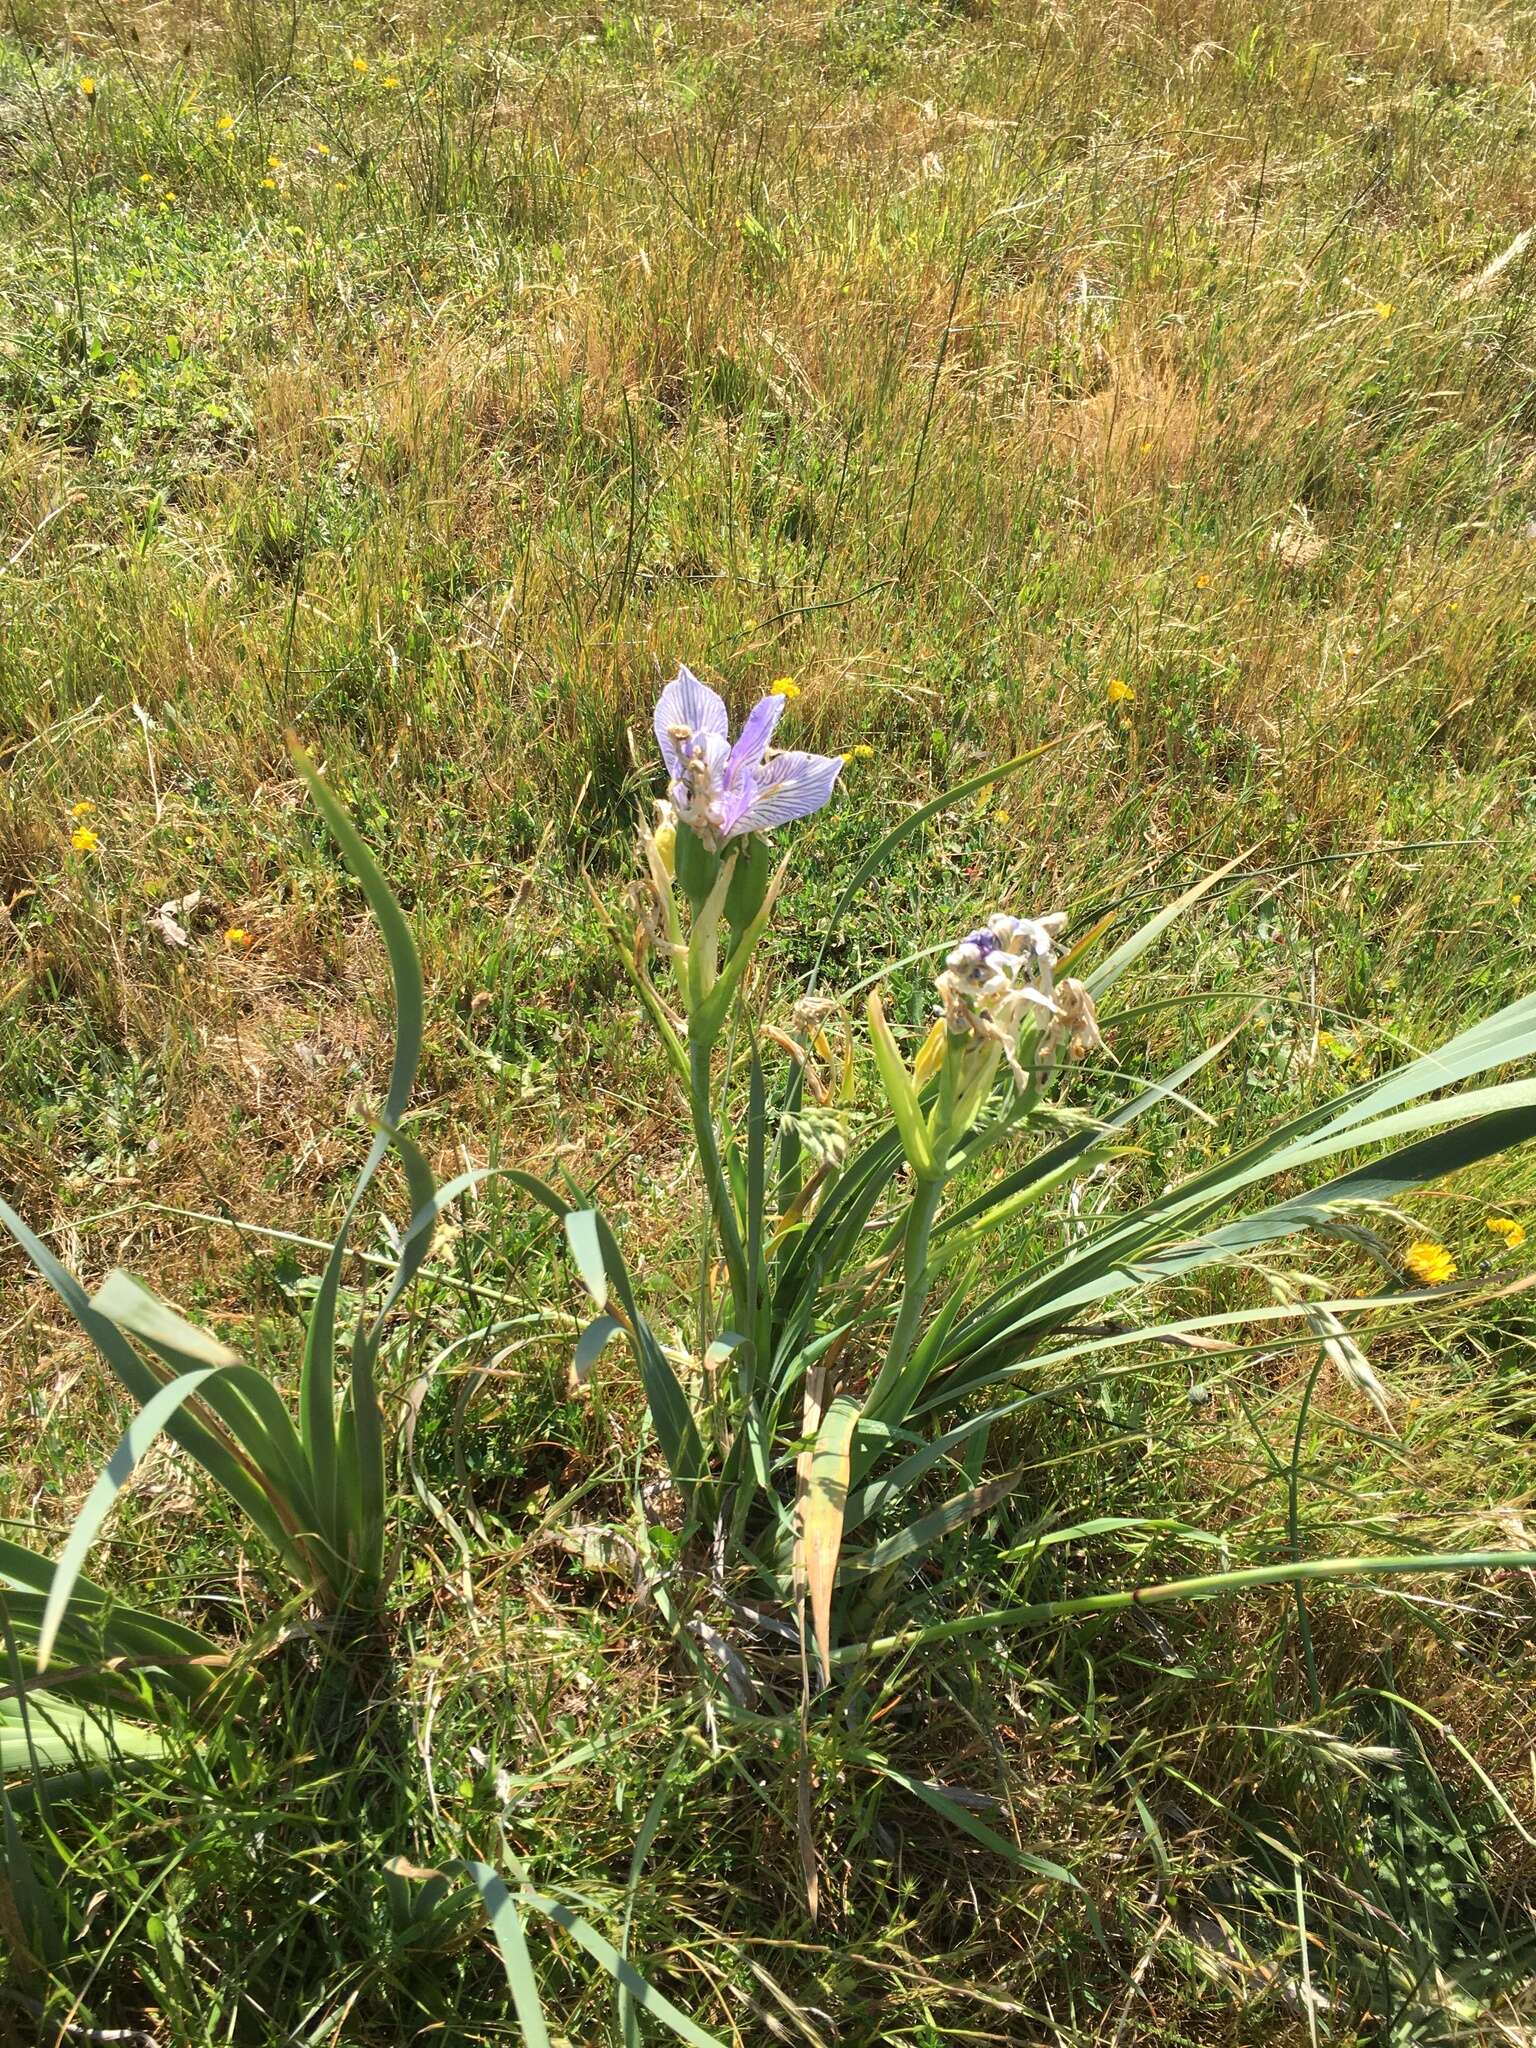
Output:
[688, 1035, 751, 1326]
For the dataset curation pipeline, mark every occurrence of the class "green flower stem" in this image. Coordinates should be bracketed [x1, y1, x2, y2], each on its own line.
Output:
[831, 1549, 1536, 1665]
[689, 1034, 751, 1324]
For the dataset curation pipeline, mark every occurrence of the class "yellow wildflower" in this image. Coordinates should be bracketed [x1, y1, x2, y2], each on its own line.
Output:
[224, 927, 254, 950]
[1486, 1216, 1527, 1250]
[842, 744, 875, 760]
[382, 74, 401, 88]
[1194, 571, 1211, 589]
[768, 676, 800, 699]
[1106, 678, 1135, 704]
[138, 171, 153, 187]
[1375, 300, 1394, 320]
[268, 155, 285, 169]
[217, 113, 235, 132]
[161, 189, 176, 204]
[70, 799, 96, 818]
[314, 141, 331, 156]
[1403, 1241, 1456, 1287]
[261, 176, 276, 188]
[351, 53, 368, 72]
[79, 76, 97, 97]
[70, 826, 100, 853]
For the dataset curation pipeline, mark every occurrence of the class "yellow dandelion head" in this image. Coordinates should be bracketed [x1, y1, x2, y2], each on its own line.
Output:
[1106, 678, 1135, 704]
[1375, 300, 1394, 320]
[1486, 1216, 1527, 1249]
[70, 825, 100, 853]
[161, 189, 176, 203]
[1403, 1241, 1456, 1287]
[351, 53, 368, 72]
[1194, 571, 1211, 589]
[224, 927, 254, 950]
[768, 676, 800, 699]
[138, 171, 153, 186]
[217, 113, 235, 131]
[70, 799, 96, 818]
[78, 76, 97, 96]
[382, 74, 401, 88]
[261, 176, 276, 188]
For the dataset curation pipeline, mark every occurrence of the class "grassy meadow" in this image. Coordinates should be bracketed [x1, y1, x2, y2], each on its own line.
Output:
[3, 0, 1536, 2036]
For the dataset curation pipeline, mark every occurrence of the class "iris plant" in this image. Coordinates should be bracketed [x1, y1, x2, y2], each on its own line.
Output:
[573, 664, 1536, 1714]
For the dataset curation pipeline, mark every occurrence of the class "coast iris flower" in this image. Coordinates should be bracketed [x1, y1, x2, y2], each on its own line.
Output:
[654, 665, 842, 851]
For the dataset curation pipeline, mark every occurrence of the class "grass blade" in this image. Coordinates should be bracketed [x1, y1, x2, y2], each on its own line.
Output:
[458, 1860, 554, 2048]
[38, 1367, 230, 1671]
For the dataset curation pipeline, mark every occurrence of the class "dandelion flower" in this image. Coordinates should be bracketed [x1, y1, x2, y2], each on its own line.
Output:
[1403, 1241, 1456, 1286]
[1375, 300, 1394, 320]
[268, 155, 285, 169]
[78, 76, 97, 97]
[138, 171, 153, 187]
[161, 189, 176, 204]
[351, 53, 368, 72]
[70, 826, 100, 853]
[382, 74, 401, 88]
[1486, 1216, 1527, 1249]
[261, 176, 276, 188]
[1107, 678, 1135, 704]
[1194, 571, 1211, 590]
[70, 799, 96, 818]
[224, 927, 254, 950]
[768, 676, 800, 699]
[217, 113, 235, 132]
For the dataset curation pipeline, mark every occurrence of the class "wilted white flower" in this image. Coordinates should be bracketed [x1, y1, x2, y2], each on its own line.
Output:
[1042, 976, 1105, 1061]
[934, 910, 1092, 1080]
[151, 890, 203, 949]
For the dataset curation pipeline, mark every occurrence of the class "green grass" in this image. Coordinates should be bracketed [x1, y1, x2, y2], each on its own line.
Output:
[3, 0, 1536, 2038]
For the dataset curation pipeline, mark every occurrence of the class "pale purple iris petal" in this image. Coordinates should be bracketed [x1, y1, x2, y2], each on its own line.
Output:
[654, 670, 842, 846]
[654, 665, 729, 782]
[732, 750, 844, 835]
[724, 694, 786, 781]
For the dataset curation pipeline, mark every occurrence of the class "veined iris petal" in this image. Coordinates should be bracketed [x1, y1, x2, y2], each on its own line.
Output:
[652, 665, 843, 850]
